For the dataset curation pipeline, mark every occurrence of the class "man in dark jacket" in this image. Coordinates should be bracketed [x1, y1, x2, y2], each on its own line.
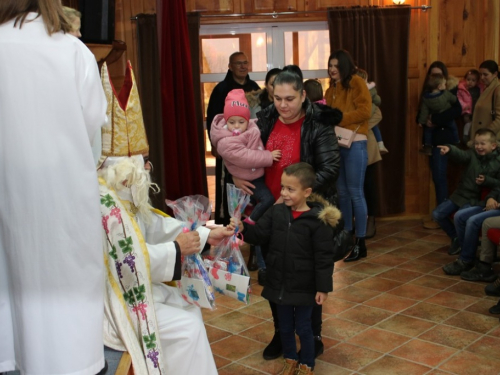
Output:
[206, 51, 260, 224]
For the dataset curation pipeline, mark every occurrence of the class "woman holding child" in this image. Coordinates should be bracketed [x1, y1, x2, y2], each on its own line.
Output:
[469, 60, 500, 140]
[418, 61, 463, 229]
[231, 66, 342, 365]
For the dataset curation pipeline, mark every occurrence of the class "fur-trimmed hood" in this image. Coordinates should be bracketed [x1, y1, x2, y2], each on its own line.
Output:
[446, 75, 459, 91]
[307, 101, 343, 127]
[307, 193, 341, 228]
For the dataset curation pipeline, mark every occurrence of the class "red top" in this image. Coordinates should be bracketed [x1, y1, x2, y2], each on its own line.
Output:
[265, 117, 304, 200]
[291, 209, 309, 219]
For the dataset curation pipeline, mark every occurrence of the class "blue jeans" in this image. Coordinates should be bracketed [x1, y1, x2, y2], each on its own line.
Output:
[430, 147, 449, 205]
[423, 127, 433, 146]
[372, 125, 382, 142]
[337, 141, 368, 237]
[276, 305, 315, 368]
[454, 206, 500, 262]
[249, 176, 275, 222]
[432, 200, 471, 239]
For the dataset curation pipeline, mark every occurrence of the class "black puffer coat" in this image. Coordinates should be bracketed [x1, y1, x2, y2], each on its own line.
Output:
[242, 194, 341, 306]
[256, 99, 342, 204]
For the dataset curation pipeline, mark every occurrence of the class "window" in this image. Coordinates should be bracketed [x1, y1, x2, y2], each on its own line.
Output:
[200, 22, 330, 120]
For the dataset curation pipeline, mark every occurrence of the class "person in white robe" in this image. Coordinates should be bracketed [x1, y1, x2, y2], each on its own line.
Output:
[0, 2, 108, 375]
[98, 61, 230, 374]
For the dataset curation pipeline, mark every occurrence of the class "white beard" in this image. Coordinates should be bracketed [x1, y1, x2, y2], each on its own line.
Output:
[98, 156, 159, 223]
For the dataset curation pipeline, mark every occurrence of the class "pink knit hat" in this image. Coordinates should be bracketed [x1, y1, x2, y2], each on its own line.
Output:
[224, 89, 250, 121]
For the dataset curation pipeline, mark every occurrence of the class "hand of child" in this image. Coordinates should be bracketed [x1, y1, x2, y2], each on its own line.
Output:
[437, 145, 450, 155]
[315, 292, 328, 305]
[485, 198, 499, 211]
[271, 150, 282, 161]
[476, 174, 485, 185]
[426, 118, 435, 128]
[228, 218, 243, 233]
[207, 226, 236, 246]
[232, 176, 255, 196]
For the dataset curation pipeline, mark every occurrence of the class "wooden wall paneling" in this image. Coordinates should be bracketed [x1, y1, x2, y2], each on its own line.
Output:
[437, 0, 479, 69]
[187, 0, 233, 12]
[311, 0, 364, 8]
[252, 0, 298, 11]
[483, 0, 500, 62]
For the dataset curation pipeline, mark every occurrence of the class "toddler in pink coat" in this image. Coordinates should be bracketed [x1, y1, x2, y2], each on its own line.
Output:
[210, 89, 281, 223]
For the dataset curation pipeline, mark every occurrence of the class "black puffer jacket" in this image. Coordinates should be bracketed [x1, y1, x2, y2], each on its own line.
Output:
[243, 194, 341, 306]
[256, 99, 342, 204]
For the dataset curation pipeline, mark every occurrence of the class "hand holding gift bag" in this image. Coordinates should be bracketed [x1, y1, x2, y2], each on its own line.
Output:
[208, 184, 252, 304]
[166, 195, 216, 310]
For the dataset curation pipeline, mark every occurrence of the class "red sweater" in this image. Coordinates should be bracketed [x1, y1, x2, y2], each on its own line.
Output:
[265, 117, 303, 200]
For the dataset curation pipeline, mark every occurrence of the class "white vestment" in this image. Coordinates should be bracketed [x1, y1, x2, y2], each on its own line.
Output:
[102, 188, 218, 375]
[0, 14, 108, 375]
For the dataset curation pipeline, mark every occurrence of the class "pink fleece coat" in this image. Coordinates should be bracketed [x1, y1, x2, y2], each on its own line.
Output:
[210, 114, 274, 180]
[457, 79, 484, 115]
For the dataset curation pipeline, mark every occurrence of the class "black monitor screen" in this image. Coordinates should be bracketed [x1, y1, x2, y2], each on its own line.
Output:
[79, 0, 115, 44]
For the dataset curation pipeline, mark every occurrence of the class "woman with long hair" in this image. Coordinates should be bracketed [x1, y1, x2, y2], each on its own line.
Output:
[326, 49, 372, 262]
[0, 1, 108, 373]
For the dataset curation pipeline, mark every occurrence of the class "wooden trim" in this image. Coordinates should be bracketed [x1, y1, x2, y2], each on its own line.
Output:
[115, 352, 133, 375]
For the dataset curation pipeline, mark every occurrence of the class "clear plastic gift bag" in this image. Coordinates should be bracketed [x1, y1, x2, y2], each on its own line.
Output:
[209, 184, 252, 304]
[166, 195, 216, 310]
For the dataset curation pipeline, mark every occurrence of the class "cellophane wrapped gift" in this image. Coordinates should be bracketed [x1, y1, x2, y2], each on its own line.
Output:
[165, 195, 216, 310]
[208, 184, 252, 304]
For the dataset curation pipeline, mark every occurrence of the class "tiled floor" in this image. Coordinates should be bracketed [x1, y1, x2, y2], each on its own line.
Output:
[202, 219, 500, 375]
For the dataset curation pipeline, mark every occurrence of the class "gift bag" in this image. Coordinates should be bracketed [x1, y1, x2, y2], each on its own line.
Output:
[208, 184, 252, 304]
[166, 195, 216, 310]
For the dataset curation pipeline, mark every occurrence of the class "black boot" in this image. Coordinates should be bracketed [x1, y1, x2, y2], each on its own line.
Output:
[344, 237, 367, 262]
[263, 329, 282, 360]
[247, 245, 258, 271]
[365, 216, 376, 239]
[314, 335, 324, 357]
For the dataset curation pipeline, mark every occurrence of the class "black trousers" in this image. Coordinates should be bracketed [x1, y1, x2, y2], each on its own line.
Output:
[269, 300, 322, 336]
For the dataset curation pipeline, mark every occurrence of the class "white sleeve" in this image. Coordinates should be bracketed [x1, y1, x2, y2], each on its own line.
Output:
[144, 214, 210, 283]
[75, 42, 108, 144]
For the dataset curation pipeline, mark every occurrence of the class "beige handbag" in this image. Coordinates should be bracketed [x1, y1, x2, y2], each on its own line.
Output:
[335, 125, 361, 148]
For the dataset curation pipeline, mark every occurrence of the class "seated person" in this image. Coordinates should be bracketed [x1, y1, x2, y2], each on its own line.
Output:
[98, 61, 233, 374]
[99, 155, 232, 375]
[432, 129, 500, 255]
[443, 187, 500, 276]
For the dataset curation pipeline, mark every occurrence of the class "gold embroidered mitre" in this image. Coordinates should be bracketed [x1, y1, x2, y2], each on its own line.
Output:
[101, 61, 149, 157]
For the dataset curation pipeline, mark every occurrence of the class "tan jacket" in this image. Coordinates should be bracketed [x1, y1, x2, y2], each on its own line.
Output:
[367, 106, 383, 165]
[326, 74, 372, 136]
[471, 78, 500, 139]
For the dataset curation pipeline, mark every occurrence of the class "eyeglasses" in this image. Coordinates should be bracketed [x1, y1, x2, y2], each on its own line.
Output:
[231, 61, 249, 67]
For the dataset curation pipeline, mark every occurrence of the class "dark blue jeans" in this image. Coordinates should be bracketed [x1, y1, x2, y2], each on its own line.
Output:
[337, 141, 368, 237]
[249, 176, 275, 222]
[276, 304, 315, 368]
[430, 147, 449, 205]
[454, 206, 500, 262]
[372, 125, 382, 142]
[432, 200, 471, 239]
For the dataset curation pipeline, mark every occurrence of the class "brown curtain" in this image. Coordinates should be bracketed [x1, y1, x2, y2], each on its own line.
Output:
[328, 6, 411, 215]
[135, 13, 166, 210]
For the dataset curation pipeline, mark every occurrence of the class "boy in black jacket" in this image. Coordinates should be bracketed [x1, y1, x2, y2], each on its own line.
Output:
[229, 162, 341, 375]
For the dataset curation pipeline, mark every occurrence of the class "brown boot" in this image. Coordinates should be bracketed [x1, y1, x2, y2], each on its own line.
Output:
[279, 358, 298, 375]
[296, 363, 314, 375]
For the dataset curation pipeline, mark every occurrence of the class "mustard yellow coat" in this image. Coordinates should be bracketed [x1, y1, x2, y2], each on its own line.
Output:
[325, 74, 372, 136]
